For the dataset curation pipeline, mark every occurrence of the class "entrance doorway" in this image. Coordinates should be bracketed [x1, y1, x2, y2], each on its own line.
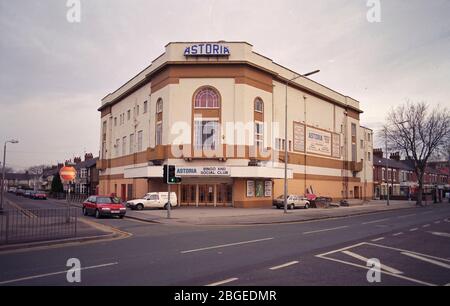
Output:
[180, 183, 233, 207]
[354, 186, 360, 199]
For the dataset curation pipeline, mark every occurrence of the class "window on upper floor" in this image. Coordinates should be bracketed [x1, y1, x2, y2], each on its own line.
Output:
[194, 87, 220, 109]
[254, 98, 264, 113]
[156, 98, 163, 113]
[127, 110, 131, 120]
[137, 130, 143, 152]
[143, 101, 148, 113]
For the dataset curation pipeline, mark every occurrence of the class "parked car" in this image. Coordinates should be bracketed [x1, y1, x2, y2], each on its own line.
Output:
[32, 191, 47, 200]
[273, 195, 310, 210]
[15, 189, 25, 196]
[24, 190, 33, 198]
[82, 195, 126, 219]
[127, 192, 178, 210]
[8, 187, 17, 193]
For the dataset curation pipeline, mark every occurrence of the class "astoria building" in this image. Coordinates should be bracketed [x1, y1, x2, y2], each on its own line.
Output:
[97, 41, 373, 208]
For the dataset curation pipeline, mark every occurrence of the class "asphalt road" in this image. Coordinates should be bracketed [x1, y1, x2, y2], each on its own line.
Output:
[1, 194, 449, 286]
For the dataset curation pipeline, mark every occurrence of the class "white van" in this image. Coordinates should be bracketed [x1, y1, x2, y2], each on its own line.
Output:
[126, 192, 178, 210]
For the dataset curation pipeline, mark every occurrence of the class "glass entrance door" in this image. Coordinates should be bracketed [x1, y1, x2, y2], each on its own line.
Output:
[198, 185, 215, 206]
[181, 185, 197, 206]
[216, 184, 232, 207]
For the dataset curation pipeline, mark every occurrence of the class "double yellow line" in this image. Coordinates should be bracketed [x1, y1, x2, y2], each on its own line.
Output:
[5, 200, 38, 218]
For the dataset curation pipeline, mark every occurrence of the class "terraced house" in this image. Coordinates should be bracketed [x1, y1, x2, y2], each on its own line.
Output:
[97, 41, 373, 208]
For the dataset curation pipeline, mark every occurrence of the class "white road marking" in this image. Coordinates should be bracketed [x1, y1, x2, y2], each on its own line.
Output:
[401, 252, 450, 269]
[393, 232, 404, 236]
[181, 237, 274, 254]
[409, 228, 418, 232]
[398, 213, 417, 219]
[206, 278, 238, 286]
[342, 250, 403, 274]
[269, 261, 299, 271]
[428, 231, 450, 238]
[434, 221, 441, 224]
[362, 218, 390, 225]
[316, 254, 435, 286]
[316, 242, 367, 257]
[303, 226, 348, 235]
[422, 224, 431, 228]
[0, 262, 118, 285]
[367, 243, 450, 263]
[371, 237, 385, 242]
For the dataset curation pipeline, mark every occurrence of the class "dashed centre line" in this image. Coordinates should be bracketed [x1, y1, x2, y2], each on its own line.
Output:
[206, 278, 239, 286]
[303, 226, 348, 235]
[362, 218, 390, 225]
[269, 261, 299, 271]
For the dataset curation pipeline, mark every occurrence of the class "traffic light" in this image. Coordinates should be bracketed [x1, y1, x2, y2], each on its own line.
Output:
[163, 165, 182, 184]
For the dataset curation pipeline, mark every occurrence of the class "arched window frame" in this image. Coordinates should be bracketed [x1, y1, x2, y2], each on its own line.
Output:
[156, 98, 163, 113]
[194, 86, 221, 109]
[254, 97, 264, 113]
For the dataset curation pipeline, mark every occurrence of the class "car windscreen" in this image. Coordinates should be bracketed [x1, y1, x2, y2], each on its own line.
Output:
[96, 197, 117, 204]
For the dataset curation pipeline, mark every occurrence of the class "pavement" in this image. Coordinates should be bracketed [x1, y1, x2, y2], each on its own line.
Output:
[0, 201, 449, 286]
[123, 199, 428, 225]
[0, 194, 126, 251]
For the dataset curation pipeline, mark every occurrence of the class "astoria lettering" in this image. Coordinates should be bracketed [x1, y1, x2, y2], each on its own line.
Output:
[184, 44, 230, 56]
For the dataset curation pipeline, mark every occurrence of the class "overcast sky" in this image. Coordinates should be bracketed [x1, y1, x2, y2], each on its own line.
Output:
[1, 0, 449, 170]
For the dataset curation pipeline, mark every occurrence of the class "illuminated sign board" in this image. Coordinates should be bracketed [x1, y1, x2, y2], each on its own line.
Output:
[176, 166, 230, 176]
[184, 44, 230, 57]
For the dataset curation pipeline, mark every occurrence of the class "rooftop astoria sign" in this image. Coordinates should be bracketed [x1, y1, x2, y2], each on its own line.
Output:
[184, 43, 230, 57]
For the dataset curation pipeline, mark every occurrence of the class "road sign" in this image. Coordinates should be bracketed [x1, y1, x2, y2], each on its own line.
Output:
[60, 166, 77, 182]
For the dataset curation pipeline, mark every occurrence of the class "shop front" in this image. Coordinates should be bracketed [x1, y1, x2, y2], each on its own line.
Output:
[123, 164, 291, 208]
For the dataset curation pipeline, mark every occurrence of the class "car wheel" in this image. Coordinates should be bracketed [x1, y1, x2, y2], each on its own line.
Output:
[304, 203, 309, 209]
[95, 210, 101, 219]
[289, 204, 295, 210]
[82, 207, 88, 216]
[136, 204, 144, 211]
[118, 215, 124, 219]
[164, 203, 172, 210]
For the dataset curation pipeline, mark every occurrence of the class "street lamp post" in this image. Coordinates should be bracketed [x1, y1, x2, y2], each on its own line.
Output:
[283, 70, 320, 214]
[1, 139, 19, 213]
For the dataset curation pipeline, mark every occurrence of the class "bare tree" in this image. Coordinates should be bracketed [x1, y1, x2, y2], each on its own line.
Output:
[382, 102, 450, 206]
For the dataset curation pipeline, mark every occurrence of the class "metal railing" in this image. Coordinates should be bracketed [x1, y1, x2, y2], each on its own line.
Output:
[0, 207, 78, 245]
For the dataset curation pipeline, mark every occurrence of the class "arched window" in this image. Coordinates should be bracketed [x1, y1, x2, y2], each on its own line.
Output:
[156, 98, 163, 113]
[254, 98, 264, 113]
[194, 87, 220, 109]
[155, 98, 163, 146]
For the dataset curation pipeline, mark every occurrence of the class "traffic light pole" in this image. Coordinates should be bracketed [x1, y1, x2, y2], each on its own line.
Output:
[167, 180, 171, 219]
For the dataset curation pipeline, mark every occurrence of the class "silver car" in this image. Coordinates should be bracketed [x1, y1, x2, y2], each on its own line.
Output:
[273, 195, 310, 210]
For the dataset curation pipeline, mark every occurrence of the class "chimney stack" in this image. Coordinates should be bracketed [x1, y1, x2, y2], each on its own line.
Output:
[390, 152, 400, 161]
[373, 148, 384, 158]
[74, 157, 82, 164]
[84, 153, 93, 161]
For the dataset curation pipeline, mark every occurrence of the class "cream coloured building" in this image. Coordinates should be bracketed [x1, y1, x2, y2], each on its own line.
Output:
[97, 41, 373, 208]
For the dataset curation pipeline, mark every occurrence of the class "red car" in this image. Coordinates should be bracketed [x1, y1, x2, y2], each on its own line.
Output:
[82, 195, 126, 219]
[32, 191, 47, 200]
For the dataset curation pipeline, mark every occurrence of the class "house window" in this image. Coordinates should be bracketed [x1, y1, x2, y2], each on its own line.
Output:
[137, 130, 143, 152]
[254, 98, 264, 113]
[360, 139, 364, 149]
[194, 119, 219, 151]
[382, 168, 386, 181]
[156, 98, 163, 113]
[127, 110, 131, 120]
[129, 133, 134, 154]
[194, 87, 220, 109]
[80, 168, 87, 178]
[143, 101, 148, 113]
[255, 122, 264, 150]
[122, 136, 127, 155]
[114, 117, 117, 126]
[136, 105, 140, 116]
[115, 139, 120, 156]
[156, 122, 162, 146]
[368, 152, 371, 161]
